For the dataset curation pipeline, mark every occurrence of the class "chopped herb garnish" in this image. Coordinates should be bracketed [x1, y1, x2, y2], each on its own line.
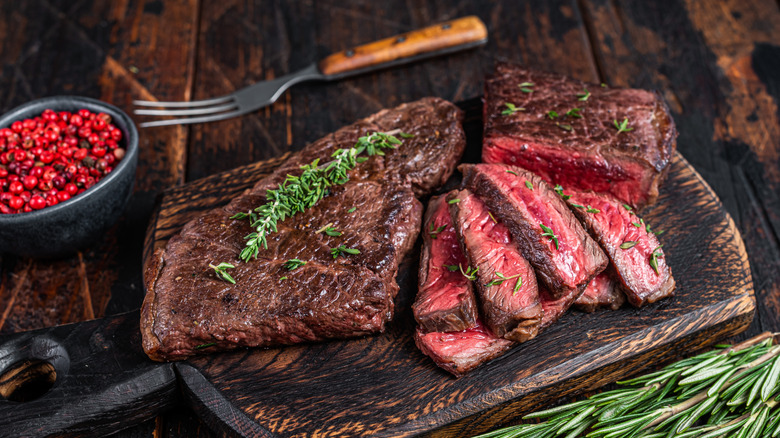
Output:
[576, 89, 591, 101]
[547, 110, 559, 119]
[632, 221, 642, 228]
[554, 184, 571, 200]
[331, 245, 360, 258]
[485, 272, 522, 288]
[209, 262, 236, 284]
[506, 170, 518, 176]
[443, 264, 459, 272]
[429, 223, 447, 239]
[601, 83, 607, 88]
[556, 123, 573, 131]
[399, 132, 415, 138]
[518, 82, 534, 93]
[650, 245, 664, 274]
[279, 276, 288, 281]
[488, 211, 497, 223]
[654, 229, 665, 236]
[525, 180, 533, 190]
[570, 203, 585, 209]
[502, 102, 524, 116]
[513, 276, 523, 294]
[540, 223, 559, 249]
[283, 259, 307, 270]
[586, 205, 600, 213]
[347, 207, 357, 213]
[623, 204, 633, 211]
[566, 108, 583, 118]
[459, 264, 479, 281]
[324, 226, 342, 237]
[448, 198, 461, 204]
[195, 342, 216, 350]
[613, 117, 634, 134]
[620, 241, 638, 249]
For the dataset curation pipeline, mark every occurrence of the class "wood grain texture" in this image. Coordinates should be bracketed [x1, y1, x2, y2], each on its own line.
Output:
[140, 100, 753, 437]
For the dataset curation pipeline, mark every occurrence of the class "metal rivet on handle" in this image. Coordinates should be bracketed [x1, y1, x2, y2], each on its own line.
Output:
[442, 23, 452, 30]
[396, 36, 406, 43]
[345, 49, 355, 57]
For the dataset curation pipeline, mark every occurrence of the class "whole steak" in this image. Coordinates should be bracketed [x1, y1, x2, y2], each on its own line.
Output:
[142, 98, 465, 361]
[482, 62, 677, 208]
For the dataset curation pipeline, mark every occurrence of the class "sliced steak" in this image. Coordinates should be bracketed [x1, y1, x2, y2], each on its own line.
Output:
[413, 194, 479, 333]
[414, 321, 512, 378]
[142, 98, 466, 361]
[564, 189, 675, 307]
[448, 189, 542, 342]
[574, 271, 624, 313]
[460, 163, 608, 298]
[482, 62, 677, 208]
[538, 284, 579, 330]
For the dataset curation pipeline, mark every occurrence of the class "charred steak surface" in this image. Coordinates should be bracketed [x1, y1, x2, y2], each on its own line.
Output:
[414, 194, 479, 333]
[482, 62, 678, 208]
[142, 98, 465, 361]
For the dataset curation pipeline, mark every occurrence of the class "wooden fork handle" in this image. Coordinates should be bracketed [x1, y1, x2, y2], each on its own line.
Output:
[318, 16, 488, 77]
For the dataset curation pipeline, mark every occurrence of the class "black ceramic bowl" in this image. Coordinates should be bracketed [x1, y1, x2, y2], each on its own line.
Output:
[0, 96, 138, 258]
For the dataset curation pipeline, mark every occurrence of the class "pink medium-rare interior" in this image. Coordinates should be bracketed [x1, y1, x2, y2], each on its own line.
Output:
[483, 137, 655, 208]
[479, 164, 589, 288]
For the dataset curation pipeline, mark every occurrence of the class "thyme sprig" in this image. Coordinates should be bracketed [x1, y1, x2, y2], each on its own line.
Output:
[429, 223, 447, 239]
[650, 244, 664, 274]
[540, 223, 559, 250]
[331, 245, 360, 259]
[485, 272, 523, 295]
[501, 103, 524, 116]
[614, 117, 634, 134]
[471, 333, 780, 438]
[231, 130, 409, 262]
[283, 259, 306, 270]
[209, 262, 236, 284]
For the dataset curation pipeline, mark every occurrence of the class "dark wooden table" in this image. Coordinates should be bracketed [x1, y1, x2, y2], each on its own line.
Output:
[1, 0, 778, 436]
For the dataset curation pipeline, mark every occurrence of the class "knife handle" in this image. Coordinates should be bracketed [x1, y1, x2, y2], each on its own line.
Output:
[318, 16, 488, 78]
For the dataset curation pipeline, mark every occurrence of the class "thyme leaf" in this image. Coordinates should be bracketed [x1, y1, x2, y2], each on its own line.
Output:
[194, 342, 217, 350]
[525, 180, 533, 190]
[576, 88, 590, 101]
[565, 108, 583, 118]
[620, 241, 637, 249]
[209, 262, 236, 284]
[443, 264, 459, 272]
[540, 223, 559, 250]
[506, 169, 518, 176]
[448, 198, 461, 204]
[331, 245, 360, 259]
[501, 102, 524, 116]
[283, 259, 306, 270]
[547, 110, 559, 119]
[554, 184, 571, 200]
[518, 82, 534, 93]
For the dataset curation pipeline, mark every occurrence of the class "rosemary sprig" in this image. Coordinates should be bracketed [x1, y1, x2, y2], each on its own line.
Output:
[209, 262, 236, 284]
[540, 223, 559, 250]
[231, 130, 409, 262]
[471, 333, 780, 438]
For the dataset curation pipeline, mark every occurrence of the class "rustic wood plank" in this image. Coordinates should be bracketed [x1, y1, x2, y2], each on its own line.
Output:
[579, 0, 780, 340]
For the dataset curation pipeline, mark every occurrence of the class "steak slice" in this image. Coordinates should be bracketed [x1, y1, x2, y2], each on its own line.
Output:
[564, 189, 675, 307]
[413, 194, 479, 333]
[538, 284, 579, 330]
[448, 189, 542, 342]
[414, 321, 512, 378]
[142, 98, 466, 361]
[482, 62, 677, 208]
[574, 271, 624, 313]
[460, 163, 608, 298]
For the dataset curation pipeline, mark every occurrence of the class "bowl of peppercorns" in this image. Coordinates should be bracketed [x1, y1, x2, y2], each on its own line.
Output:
[0, 96, 138, 258]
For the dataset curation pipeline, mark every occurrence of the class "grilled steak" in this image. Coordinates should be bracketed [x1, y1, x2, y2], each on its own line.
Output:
[460, 163, 608, 298]
[564, 189, 675, 307]
[482, 62, 677, 208]
[538, 285, 579, 330]
[448, 189, 542, 342]
[141, 98, 466, 361]
[574, 271, 624, 313]
[414, 194, 479, 333]
[414, 321, 512, 378]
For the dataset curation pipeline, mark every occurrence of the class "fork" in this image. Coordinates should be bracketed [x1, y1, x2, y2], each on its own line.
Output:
[133, 16, 488, 128]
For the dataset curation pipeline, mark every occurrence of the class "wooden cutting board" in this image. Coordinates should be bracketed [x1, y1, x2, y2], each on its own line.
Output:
[0, 99, 754, 438]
